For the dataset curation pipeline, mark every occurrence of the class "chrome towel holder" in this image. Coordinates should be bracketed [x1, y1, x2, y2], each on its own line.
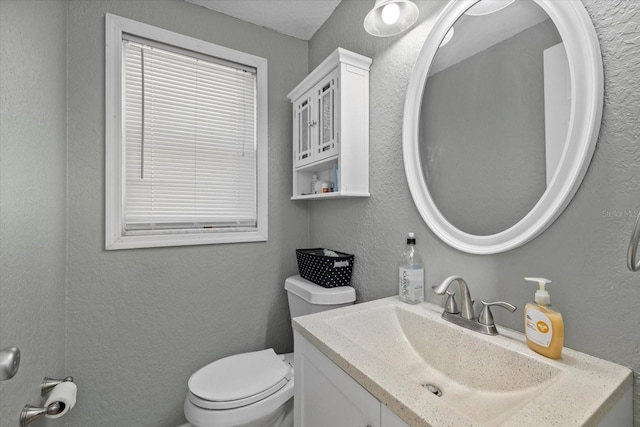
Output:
[628, 209, 640, 272]
[41, 376, 74, 395]
[20, 376, 74, 426]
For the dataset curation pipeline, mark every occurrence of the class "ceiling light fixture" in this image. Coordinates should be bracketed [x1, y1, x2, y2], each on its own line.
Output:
[364, 0, 419, 37]
[439, 27, 455, 47]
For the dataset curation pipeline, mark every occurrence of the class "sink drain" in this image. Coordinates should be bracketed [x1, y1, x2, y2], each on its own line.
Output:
[422, 383, 442, 397]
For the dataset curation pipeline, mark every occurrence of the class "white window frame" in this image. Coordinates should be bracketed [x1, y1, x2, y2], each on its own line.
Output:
[105, 14, 268, 250]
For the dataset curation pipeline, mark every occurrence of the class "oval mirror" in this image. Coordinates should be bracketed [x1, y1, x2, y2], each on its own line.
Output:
[403, 0, 603, 254]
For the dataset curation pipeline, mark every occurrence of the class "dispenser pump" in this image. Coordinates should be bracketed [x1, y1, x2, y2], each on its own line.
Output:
[525, 277, 552, 305]
[406, 232, 416, 245]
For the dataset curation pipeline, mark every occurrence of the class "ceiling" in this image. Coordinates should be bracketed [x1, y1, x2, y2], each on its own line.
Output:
[185, 0, 344, 40]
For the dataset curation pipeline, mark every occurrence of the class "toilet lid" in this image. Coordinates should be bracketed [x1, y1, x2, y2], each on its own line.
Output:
[188, 349, 292, 410]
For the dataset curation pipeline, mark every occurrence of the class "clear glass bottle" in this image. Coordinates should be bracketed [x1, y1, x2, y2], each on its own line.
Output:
[310, 174, 318, 194]
[398, 232, 424, 304]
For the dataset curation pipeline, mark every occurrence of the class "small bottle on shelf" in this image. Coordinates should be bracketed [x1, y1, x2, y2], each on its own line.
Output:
[310, 174, 318, 194]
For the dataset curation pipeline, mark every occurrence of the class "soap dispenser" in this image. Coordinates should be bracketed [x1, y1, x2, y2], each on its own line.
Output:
[524, 277, 564, 359]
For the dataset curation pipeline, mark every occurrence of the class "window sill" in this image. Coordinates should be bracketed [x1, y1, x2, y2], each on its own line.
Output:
[105, 229, 267, 250]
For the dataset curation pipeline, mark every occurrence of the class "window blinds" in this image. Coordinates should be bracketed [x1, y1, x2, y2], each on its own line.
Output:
[123, 38, 257, 232]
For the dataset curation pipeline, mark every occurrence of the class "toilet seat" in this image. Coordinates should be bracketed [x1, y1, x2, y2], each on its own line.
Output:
[188, 349, 293, 410]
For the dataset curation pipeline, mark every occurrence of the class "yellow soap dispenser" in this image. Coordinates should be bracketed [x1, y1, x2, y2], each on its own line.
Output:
[524, 277, 564, 359]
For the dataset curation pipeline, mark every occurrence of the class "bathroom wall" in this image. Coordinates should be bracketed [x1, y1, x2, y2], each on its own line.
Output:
[0, 0, 68, 425]
[2, 0, 636, 425]
[309, 0, 640, 422]
[64, 1, 308, 425]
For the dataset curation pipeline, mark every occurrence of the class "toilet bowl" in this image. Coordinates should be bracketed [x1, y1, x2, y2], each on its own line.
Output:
[183, 275, 355, 427]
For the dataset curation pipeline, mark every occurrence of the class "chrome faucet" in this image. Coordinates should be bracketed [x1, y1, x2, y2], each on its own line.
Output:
[432, 276, 474, 320]
[432, 275, 516, 336]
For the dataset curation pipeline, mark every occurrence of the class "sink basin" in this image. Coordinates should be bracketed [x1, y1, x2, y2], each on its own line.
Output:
[325, 304, 561, 424]
[293, 297, 632, 426]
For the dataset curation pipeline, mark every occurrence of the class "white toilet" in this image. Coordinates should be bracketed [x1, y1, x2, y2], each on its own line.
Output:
[183, 275, 356, 427]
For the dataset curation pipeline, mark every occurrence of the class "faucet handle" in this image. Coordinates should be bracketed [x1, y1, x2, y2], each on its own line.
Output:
[444, 291, 459, 314]
[478, 300, 517, 327]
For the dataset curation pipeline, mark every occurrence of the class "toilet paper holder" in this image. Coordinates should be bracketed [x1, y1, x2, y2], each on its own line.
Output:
[20, 376, 74, 426]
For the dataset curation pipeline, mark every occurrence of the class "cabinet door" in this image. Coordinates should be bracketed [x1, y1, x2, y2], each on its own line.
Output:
[293, 90, 314, 168]
[381, 405, 410, 427]
[313, 68, 339, 163]
[295, 331, 381, 427]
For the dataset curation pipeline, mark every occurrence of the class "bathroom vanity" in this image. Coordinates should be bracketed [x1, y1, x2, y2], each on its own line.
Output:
[293, 298, 633, 426]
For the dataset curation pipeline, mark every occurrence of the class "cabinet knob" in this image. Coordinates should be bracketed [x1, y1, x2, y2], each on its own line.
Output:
[308, 120, 317, 127]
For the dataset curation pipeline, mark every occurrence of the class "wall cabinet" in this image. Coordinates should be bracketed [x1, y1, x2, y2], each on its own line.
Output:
[294, 331, 409, 427]
[292, 68, 339, 169]
[288, 48, 371, 200]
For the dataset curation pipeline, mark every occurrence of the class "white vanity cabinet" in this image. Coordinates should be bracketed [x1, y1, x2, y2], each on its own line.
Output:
[294, 331, 409, 427]
[288, 48, 371, 200]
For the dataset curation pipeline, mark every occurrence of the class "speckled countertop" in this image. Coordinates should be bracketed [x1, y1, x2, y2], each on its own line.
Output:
[292, 297, 632, 427]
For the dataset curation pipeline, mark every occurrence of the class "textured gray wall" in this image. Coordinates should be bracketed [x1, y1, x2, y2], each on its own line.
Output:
[0, 0, 68, 425]
[64, 1, 308, 425]
[309, 0, 640, 422]
[2, 0, 638, 425]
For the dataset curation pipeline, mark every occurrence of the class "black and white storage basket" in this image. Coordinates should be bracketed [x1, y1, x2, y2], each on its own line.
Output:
[296, 248, 354, 288]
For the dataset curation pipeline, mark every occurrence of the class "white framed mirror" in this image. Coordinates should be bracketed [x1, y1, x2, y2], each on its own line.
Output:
[403, 0, 603, 254]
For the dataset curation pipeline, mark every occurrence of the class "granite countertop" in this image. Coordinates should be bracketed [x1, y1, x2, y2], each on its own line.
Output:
[293, 297, 633, 427]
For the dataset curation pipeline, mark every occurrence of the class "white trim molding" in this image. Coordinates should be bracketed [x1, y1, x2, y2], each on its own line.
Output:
[105, 14, 268, 250]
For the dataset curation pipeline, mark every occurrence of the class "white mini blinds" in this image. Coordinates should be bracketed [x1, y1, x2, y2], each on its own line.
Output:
[105, 14, 267, 249]
[123, 37, 257, 231]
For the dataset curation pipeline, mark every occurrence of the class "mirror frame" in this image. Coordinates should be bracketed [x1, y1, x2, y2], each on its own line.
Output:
[403, 0, 603, 254]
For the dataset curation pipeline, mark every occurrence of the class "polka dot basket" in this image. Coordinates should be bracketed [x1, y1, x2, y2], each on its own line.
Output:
[296, 248, 354, 288]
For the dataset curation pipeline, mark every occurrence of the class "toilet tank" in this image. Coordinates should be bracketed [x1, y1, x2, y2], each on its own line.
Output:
[285, 275, 356, 318]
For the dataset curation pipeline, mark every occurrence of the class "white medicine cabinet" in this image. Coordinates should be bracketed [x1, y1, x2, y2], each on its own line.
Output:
[287, 48, 371, 200]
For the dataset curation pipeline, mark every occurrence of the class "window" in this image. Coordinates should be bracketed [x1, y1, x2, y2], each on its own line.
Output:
[105, 14, 267, 249]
